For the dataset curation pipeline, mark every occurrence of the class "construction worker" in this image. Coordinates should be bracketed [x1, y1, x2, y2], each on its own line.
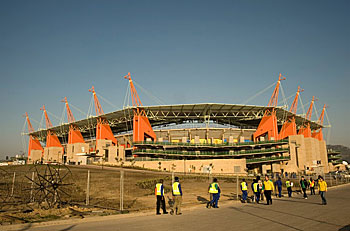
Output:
[300, 176, 308, 199]
[241, 179, 248, 203]
[252, 179, 260, 203]
[275, 177, 283, 198]
[257, 176, 264, 201]
[207, 178, 220, 208]
[171, 177, 182, 215]
[318, 176, 327, 205]
[263, 175, 274, 205]
[155, 179, 168, 215]
[309, 177, 315, 195]
[286, 178, 293, 197]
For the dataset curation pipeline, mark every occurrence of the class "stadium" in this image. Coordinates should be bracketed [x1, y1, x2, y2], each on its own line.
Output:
[24, 73, 336, 175]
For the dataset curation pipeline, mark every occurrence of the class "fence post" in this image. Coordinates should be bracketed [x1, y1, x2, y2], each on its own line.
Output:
[183, 159, 186, 175]
[120, 170, 124, 212]
[11, 172, 16, 197]
[236, 174, 239, 200]
[335, 175, 338, 186]
[86, 170, 90, 205]
[30, 172, 35, 202]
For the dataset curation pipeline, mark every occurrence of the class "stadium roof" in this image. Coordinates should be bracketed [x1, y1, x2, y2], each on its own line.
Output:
[29, 103, 322, 141]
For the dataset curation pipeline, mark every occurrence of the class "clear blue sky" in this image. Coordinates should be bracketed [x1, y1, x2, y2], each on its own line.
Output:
[0, 0, 349, 158]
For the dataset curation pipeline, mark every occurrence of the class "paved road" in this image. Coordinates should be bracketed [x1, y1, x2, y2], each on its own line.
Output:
[5, 184, 350, 231]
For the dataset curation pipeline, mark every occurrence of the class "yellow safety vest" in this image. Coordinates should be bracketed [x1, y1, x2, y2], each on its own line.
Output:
[155, 183, 164, 196]
[253, 183, 259, 192]
[241, 182, 248, 191]
[286, 180, 291, 187]
[209, 183, 218, 193]
[309, 180, 315, 187]
[172, 182, 181, 195]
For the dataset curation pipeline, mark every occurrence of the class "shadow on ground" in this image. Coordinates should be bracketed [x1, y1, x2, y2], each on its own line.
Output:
[196, 196, 209, 204]
[339, 225, 350, 231]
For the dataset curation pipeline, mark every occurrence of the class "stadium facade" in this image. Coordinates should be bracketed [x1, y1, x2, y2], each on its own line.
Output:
[24, 73, 335, 175]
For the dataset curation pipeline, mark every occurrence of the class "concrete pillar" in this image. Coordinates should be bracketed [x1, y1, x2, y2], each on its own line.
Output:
[240, 136, 245, 143]
[229, 136, 234, 144]
[108, 146, 118, 163]
[272, 163, 281, 173]
[262, 164, 268, 175]
[194, 136, 200, 144]
[28, 150, 42, 164]
[118, 146, 125, 161]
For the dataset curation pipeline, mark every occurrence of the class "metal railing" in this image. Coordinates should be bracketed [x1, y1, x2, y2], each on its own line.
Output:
[133, 148, 289, 156]
[246, 156, 291, 164]
[133, 139, 289, 147]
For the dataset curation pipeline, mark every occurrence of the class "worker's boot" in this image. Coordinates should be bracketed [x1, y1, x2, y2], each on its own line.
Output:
[206, 202, 211, 208]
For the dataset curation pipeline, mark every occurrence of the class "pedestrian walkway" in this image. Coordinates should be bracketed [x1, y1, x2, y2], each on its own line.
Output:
[5, 183, 350, 231]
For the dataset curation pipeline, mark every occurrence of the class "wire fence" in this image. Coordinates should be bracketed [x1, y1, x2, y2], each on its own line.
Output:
[1, 165, 349, 214]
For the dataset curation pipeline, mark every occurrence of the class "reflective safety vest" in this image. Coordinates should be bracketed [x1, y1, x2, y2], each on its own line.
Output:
[172, 182, 181, 195]
[241, 182, 248, 191]
[309, 180, 315, 187]
[209, 183, 219, 194]
[253, 183, 259, 193]
[286, 180, 291, 188]
[155, 183, 164, 196]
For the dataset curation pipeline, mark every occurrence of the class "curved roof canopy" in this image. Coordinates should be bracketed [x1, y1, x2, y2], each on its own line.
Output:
[29, 103, 322, 141]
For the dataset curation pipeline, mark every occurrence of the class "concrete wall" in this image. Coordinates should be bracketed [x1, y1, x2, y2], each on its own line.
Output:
[118, 146, 125, 161]
[43, 147, 63, 163]
[66, 143, 89, 164]
[108, 146, 118, 163]
[96, 139, 113, 158]
[319, 140, 329, 173]
[281, 135, 329, 174]
[28, 150, 42, 164]
[117, 159, 247, 175]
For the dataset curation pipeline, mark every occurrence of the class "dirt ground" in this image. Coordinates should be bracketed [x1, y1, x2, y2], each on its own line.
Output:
[0, 164, 245, 224]
[1, 164, 347, 225]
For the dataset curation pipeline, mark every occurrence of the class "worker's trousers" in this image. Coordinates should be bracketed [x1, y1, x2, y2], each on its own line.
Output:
[242, 190, 248, 201]
[210, 193, 219, 208]
[302, 188, 307, 198]
[254, 192, 260, 203]
[173, 195, 182, 214]
[287, 187, 292, 197]
[320, 191, 327, 205]
[156, 196, 167, 214]
[310, 187, 315, 195]
[264, 190, 272, 205]
[277, 186, 282, 197]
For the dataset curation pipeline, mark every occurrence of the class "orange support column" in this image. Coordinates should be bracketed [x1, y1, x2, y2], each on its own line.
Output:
[312, 104, 327, 141]
[63, 97, 85, 144]
[253, 73, 285, 141]
[96, 118, 118, 144]
[279, 86, 303, 140]
[40, 106, 64, 163]
[298, 96, 315, 138]
[133, 114, 157, 142]
[124, 72, 156, 142]
[25, 112, 44, 162]
[89, 87, 118, 146]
